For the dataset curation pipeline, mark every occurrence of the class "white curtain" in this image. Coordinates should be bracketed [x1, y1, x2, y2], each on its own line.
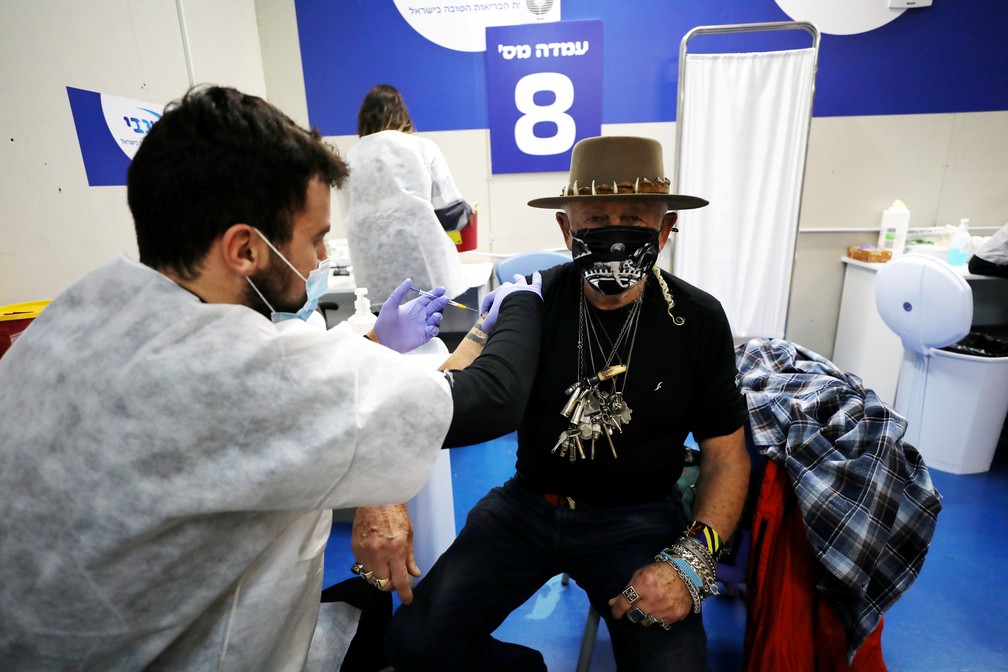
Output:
[672, 48, 815, 339]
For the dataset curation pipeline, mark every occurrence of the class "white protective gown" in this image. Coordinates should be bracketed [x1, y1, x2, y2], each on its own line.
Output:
[338, 130, 469, 302]
[0, 256, 453, 671]
[976, 221, 1008, 265]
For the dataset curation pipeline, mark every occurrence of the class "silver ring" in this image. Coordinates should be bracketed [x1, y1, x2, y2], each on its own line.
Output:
[627, 607, 646, 624]
[371, 576, 390, 590]
[642, 613, 660, 628]
[350, 562, 364, 575]
[622, 585, 640, 604]
[360, 570, 374, 581]
[661, 620, 672, 631]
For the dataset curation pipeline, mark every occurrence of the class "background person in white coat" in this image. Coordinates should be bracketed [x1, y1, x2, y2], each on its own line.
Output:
[0, 85, 542, 672]
[337, 84, 473, 303]
[968, 221, 1008, 278]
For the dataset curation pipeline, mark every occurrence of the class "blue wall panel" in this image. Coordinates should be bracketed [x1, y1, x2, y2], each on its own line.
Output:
[296, 0, 1008, 135]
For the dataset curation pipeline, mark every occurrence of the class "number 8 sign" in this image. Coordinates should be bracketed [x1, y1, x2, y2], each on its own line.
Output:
[486, 20, 602, 174]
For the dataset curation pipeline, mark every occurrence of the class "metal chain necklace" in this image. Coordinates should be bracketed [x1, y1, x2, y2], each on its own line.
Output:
[552, 289, 643, 462]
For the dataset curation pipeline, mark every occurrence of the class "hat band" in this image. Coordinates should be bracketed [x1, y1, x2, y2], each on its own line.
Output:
[562, 177, 671, 198]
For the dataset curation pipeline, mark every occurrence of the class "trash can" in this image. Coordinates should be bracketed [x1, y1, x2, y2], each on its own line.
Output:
[447, 207, 478, 252]
[900, 332, 1008, 474]
[0, 300, 50, 360]
[875, 254, 1008, 474]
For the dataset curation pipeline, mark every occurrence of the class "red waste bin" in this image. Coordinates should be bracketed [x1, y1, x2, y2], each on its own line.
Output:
[447, 207, 478, 252]
[0, 300, 50, 359]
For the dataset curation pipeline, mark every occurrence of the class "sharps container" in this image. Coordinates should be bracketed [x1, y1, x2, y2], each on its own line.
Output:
[448, 206, 478, 252]
[876, 254, 1008, 474]
[0, 300, 50, 360]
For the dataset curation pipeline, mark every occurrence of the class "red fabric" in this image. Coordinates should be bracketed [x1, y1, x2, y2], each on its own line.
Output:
[743, 460, 887, 672]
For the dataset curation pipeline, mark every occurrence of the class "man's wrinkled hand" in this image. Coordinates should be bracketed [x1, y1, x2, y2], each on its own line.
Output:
[351, 503, 422, 603]
[606, 561, 693, 627]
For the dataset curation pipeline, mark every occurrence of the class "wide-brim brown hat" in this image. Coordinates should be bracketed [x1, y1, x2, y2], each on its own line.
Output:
[527, 136, 708, 211]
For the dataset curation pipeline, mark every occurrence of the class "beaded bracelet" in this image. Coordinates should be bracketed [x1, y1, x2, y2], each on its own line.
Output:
[655, 551, 703, 613]
[669, 554, 703, 591]
[669, 541, 716, 585]
[658, 549, 707, 597]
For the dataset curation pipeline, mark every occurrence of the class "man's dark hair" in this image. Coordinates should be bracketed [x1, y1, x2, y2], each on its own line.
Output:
[128, 85, 349, 280]
[356, 84, 415, 137]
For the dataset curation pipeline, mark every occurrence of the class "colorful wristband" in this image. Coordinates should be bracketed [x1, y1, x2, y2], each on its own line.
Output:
[685, 520, 723, 561]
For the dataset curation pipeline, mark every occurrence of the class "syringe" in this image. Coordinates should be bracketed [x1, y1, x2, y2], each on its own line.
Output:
[408, 286, 479, 312]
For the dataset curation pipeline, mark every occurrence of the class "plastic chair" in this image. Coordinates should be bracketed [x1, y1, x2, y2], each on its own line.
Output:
[495, 250, 570, 284]
[576, 605, 601, 672]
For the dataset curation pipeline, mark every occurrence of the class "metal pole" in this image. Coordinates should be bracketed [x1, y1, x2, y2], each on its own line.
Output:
[175, 0, 196, 87]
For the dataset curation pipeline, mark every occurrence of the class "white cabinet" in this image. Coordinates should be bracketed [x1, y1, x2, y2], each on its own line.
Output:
[832, 258, 904, 404]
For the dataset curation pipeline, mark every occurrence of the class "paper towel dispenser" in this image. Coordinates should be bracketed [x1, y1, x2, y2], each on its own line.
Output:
[875, 253, 972, 355]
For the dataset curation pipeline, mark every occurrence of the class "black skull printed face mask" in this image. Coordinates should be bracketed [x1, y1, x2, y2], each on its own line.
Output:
[570, 226, 660, 295]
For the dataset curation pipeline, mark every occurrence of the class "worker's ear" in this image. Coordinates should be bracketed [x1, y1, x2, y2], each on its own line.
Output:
[657, 212, 678, 251]
[221, 224, 267, 275]
[556, 211, 574, 251]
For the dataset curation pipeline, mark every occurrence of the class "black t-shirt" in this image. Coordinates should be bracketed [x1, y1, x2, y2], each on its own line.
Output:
[444, 291, 543, 448]
[516, 264, 747, 506]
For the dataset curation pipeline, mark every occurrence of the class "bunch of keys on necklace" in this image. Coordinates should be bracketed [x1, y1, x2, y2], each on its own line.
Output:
[552, 364, 633, 462]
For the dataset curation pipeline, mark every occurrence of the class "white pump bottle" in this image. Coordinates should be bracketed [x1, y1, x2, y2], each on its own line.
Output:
[346, 287, 378, 336]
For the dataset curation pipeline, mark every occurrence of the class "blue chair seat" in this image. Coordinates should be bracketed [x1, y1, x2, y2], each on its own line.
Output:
[495, 250, 570, 284]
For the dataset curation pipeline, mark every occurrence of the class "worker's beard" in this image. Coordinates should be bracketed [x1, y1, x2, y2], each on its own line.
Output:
[244, 256, 308, 319]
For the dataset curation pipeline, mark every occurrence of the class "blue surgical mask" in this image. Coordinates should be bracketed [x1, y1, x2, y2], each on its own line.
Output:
[246, 229, 331, 323]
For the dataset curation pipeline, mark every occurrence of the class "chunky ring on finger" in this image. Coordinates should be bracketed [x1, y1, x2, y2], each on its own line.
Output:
[622, 585, 640, 604]
[627, 607, 646, 624]
[642, 613, 660, 628]
[661, 620, 672, 631]
[350, 562, 364, 575]
[360, 570, 374, 581]
[371, 576, 390, 590]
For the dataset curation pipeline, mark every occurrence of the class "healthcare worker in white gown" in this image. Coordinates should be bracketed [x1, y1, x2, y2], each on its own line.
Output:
[0, 85, 543, 672]
[338, 84, 472, 303]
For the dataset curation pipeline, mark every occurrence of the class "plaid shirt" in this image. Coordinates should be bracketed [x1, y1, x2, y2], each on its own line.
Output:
[736, 338, 942, 661]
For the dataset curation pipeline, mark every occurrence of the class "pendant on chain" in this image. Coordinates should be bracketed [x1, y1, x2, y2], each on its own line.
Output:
[554, 364, 631, 461]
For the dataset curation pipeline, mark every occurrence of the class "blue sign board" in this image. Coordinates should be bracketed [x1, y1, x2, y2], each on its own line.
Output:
[295, 0, 1008, 135]
[486, 20, 602, 174]
[66, 86, 162, 187]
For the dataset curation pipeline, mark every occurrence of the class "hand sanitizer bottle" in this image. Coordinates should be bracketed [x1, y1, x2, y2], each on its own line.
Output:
[947, 219, 971, 266]
[347, 287, 378, 335]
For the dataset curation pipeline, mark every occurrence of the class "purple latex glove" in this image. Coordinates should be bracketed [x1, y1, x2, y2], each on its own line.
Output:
[480, 271, 543, 334]
[375, 280, 450, 353]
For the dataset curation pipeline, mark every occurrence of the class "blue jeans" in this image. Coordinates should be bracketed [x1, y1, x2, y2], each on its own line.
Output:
[385, 476, 709, 672]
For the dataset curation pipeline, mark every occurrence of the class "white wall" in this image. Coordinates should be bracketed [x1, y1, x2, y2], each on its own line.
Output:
[3, 0, 1007, 362]
[789, 111, 1008, 356]
[0, 0, 266, 307]
[318, 111, 1008, 358]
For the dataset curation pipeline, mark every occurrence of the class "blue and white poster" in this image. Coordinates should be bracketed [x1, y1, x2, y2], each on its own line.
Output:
[66, 86, 163, 187]
[486, 20, 602, 174]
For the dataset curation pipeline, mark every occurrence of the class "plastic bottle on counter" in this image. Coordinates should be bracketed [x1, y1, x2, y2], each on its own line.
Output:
[347, 287, 378, 335]
[877, 200, 911, 257]
[947, 219, 971, 266]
